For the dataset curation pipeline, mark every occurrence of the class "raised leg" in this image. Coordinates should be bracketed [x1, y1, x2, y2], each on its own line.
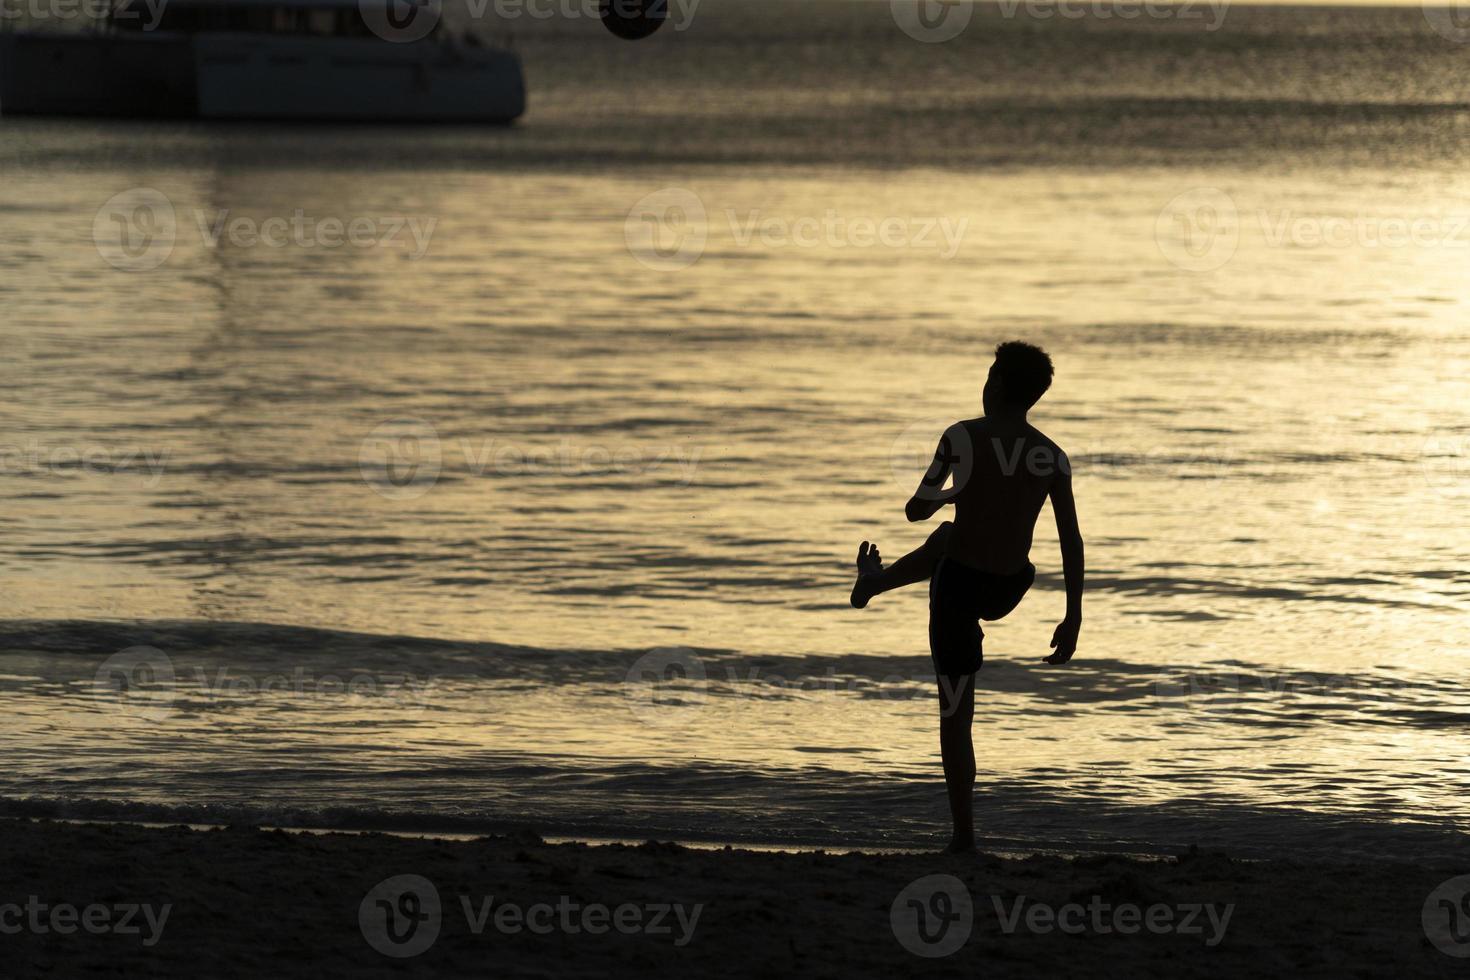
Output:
[850, 521, 952, 608]
[936, 671, 976, 853]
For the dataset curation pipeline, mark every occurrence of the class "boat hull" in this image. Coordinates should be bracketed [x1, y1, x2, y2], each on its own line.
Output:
[0, 30, 524, 123]
[194, 35, 523, 122]
[0, 32, 196, 116]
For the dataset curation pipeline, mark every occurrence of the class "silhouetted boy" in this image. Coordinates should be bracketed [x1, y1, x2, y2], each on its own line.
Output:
[850, 341, 1084, 852]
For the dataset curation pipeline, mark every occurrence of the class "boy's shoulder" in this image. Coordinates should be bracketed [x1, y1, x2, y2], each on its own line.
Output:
[1028, 423, 1064, 452]
[1023, 424, 1069, 467]
[955, 417, 1069, 475]
[955, 416, 1064, 448]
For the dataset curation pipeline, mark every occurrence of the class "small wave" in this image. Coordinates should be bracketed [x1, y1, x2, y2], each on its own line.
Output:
[5, 620, 1467, 736]
[3, 783, 1466, 864]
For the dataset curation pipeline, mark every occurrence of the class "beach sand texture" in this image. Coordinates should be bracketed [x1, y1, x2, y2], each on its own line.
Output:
[2, 819, 1460, 977]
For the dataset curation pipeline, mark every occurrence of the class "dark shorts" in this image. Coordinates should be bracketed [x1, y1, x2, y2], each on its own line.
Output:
[928, 556, 1035, 676]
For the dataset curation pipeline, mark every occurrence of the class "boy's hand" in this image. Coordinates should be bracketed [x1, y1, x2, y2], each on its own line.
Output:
[1043, 617, 1079, 665]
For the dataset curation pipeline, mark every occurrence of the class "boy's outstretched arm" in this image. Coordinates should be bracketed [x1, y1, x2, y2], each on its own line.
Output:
[1044, 457, 1084, 665]
[905, 428, 962, 522]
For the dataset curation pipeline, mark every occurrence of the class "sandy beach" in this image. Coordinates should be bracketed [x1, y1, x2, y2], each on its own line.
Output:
[1, 818, 1461, 977]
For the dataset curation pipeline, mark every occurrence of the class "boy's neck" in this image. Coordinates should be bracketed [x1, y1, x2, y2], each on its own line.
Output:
[988, 406, 1028, 423]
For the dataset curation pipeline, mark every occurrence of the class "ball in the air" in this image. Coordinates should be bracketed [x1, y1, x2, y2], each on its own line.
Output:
[601, 0, 667, 39]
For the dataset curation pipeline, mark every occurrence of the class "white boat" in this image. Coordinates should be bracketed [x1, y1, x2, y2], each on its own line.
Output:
[0, 0, 525, 123]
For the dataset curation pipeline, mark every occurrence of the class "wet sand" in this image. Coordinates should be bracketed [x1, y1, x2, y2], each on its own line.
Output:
[1, 818, 1460, 977]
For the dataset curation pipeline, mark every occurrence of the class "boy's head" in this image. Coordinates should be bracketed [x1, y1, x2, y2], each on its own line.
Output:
[984, 341, 1054, 414]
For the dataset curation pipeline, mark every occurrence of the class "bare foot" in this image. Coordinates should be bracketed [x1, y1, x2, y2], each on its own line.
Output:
[940, 835, 975, 854]
[849, 541, 884, 609]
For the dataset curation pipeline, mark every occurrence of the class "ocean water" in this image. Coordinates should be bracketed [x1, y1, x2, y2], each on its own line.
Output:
[0, 1, 1468, 859]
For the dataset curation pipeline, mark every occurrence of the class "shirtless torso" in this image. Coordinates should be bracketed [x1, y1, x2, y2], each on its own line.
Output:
[932, 416, 1068, 576]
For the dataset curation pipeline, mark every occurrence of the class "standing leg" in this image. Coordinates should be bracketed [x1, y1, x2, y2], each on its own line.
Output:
[936, 671, 976, 853]
[850, 521, 953, 608]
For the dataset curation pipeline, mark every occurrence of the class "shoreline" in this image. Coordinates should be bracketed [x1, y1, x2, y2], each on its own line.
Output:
[7, 618, 1468, 871]
[38, 816, 1176, 860]
[3, 818, 1462, 977]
